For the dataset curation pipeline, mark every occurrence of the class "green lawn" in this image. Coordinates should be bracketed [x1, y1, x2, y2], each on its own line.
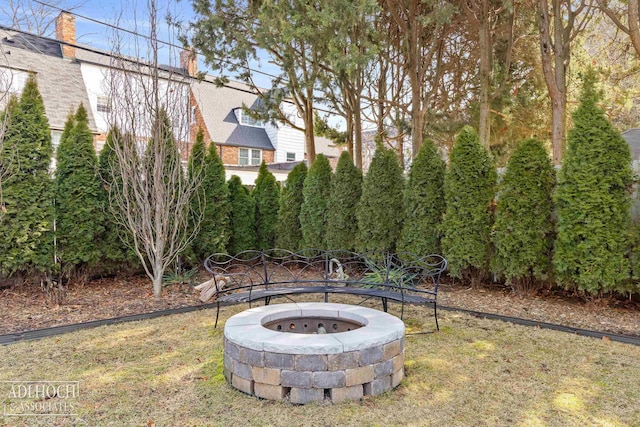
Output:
[0, 301, 638, 426]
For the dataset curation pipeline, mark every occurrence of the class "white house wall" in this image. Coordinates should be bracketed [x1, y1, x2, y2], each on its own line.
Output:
[272, 103, 305, 163]
[80, 62, 191, 152]
[80, 63, 109, 138]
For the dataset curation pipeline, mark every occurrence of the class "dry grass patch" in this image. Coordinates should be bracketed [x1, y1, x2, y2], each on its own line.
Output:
[0, 300, 638, 427]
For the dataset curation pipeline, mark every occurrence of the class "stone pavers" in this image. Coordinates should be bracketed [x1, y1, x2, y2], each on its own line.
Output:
[223, 303, 405, 404]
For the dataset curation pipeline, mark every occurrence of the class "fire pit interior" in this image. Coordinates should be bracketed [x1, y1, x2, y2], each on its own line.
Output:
[223, 303, 405, 404]
[263, 316, 365, 334]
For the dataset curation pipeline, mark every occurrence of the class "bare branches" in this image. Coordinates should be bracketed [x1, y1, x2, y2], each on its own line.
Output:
[0, 0, 86, 36]
[105, 0, 201, 298]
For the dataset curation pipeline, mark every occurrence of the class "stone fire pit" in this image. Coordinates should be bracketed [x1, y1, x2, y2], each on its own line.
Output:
[223, 303, 405, 404]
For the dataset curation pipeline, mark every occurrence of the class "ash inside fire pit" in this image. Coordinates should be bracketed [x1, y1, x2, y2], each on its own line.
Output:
[263, 316, 364, 334]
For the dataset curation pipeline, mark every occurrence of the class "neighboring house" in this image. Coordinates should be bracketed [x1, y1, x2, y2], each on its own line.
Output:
[1, 12, 340, 183]
[0, 20, 99, 152]
[182, 51, 341, 183]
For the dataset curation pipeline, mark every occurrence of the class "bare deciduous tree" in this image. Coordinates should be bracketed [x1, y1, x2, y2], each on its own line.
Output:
[537, 0, 593, 164]
[105, 0, 202, 298]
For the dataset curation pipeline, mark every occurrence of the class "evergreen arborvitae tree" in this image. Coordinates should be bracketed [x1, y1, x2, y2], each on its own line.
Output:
[254, 161, 280, 250]
[326, 151, 362, 252]
[0, 74, 54, 278]
[356, 145, 405, 253]
[441, 126, 497, 283]
[300, 154, 332, 249]
[554, 70, 633, 294]
[397, 139, 445, 256]
[188, 131, 230, 259]
[227, 175, 256, 254]
[54, 104, 104, 279]
[97, 126, 133, 269]
[275, 162, 307, 251]
[493, 138, 555, 294]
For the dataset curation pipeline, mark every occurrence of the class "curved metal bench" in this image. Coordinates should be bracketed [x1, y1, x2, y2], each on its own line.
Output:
[203, 249, 447, 330]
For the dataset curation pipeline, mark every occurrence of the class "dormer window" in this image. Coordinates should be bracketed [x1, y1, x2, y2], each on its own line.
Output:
[237, 109, 263, 128]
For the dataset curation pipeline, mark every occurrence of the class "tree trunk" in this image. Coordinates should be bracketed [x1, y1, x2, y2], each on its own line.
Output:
[304, 98, 316, 165]
[551, 94, 565, 164]
[153, 267, 163, 298]
[353, 93, 363, 170]
[629, 0, 640, 57]
[478, 0, 492, 150]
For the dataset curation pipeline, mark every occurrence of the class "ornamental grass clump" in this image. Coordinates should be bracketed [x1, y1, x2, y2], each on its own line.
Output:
[553, 70, 633, 295]
[493, 138, 555, 295]
[441, 126, 497, 285]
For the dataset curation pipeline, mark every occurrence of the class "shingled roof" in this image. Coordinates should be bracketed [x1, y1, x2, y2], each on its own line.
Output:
[0, 26, 98, 133]
[191, 78, 274, 151]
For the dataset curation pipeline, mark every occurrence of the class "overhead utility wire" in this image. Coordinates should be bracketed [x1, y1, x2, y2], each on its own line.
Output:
[28, 0, 286, 83]
[1, 23, 337, 116]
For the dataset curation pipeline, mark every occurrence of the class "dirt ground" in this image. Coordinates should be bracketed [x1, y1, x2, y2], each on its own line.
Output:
[1, 273, 639, 337]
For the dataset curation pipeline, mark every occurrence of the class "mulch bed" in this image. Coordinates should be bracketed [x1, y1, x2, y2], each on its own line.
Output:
[2, 272, 640, 338]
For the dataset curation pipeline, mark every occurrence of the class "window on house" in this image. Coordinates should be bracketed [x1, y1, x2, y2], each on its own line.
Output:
[286, 152, 296, 162]
[238, 110, 264, 127]
[191, 106, 197, 125]
[239, 148, 261, 166]
[0, 67, 29, 95]
[97, 96, 111, 113]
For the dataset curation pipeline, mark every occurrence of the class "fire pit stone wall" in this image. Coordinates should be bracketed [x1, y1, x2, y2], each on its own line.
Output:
[223, 303, 405, 404]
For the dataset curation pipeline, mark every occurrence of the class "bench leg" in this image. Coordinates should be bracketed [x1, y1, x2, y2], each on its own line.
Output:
[400, 302, 404, 320]
[434, 303, 440, 331]
[265, 296, 271, 306]
[381, 297, 388, 313]
[214, 301, 220, 329]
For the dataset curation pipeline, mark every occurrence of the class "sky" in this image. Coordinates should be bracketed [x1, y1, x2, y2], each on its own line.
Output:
[69, 0, 278, 88]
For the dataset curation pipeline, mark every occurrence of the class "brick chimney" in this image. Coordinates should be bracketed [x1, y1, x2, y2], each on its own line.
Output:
[55, 12, 76, 58]
[180, 49, 198, 77]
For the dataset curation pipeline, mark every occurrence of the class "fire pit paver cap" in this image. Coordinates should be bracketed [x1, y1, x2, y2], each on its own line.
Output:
[224, 303, 405, 355]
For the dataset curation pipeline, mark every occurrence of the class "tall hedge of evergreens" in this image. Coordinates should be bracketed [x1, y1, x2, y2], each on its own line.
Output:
[227, 175, 256, 254]
[326, 151, 362, 252]
[188, 131, 230, 259]
[300, 154, 332, 249]
[54, 104, 104, 279]
[0, 74, 54, 278]
[397, 139, 445, 256]
[275, 162, 307, 251]
[356, 145, 405, 253]
[98, 126, 134, 270]
[553, 70, 633, 294]
[254, 162, 280, 250]
[493, 138, 555, 294]
[441, 126, 497, 283]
